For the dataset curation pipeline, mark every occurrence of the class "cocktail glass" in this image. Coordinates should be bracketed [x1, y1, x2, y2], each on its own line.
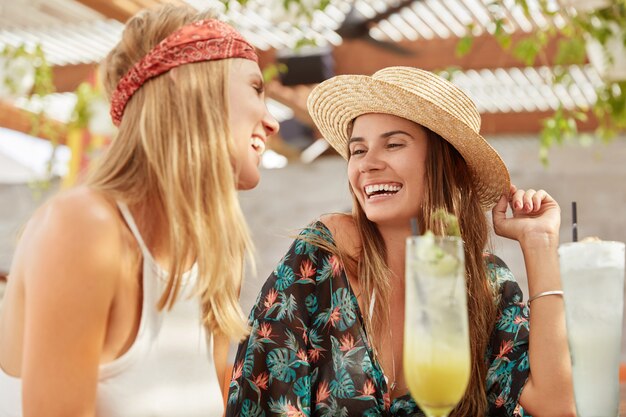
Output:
[404, 234, 471, 417]
[559, 240, 625, 417]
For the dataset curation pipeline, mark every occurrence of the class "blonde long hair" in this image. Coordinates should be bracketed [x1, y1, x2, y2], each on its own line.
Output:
[309, 127, 498, 415]
[90, 5, 252, 340]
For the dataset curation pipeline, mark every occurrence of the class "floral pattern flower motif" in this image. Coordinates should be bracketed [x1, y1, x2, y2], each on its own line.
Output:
[226, 223, 530, 417]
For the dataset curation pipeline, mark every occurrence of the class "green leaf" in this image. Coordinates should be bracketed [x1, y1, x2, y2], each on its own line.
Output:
[319, 0, 331, 10]
[262, 63, 288, 83]
[295, 238, 318, 260]
[274, 263, 295, 291]
[268, 396, 291, 414]
[277, 292, 298, 321]
[305, 293, 318, 314]
[455, 35, 474, 57]
[555, 37, 586, 65]
[574, 111, 589, 122]
[493, 19, 512, 49]
[228, 383, 240, 404]
[294, 36, 319, 50]
[512, 37, 541, 66]
[293, 375, 311, 397]
[243, 340, 256, 377]
[329, 368, 356, 398]
[308, 328, 324, 348]
[241, 399, 265, 417]
[316, 255, 336, 283]
[517, 0, 531, 16]
[244, 380, 262, 405]
[266, 348, 297, 382]
[285, 328, 301, 353]
[331, 288, 357, 331]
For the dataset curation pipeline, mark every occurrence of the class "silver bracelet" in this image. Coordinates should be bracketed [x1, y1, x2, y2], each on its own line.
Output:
[527, 290, 564, 307]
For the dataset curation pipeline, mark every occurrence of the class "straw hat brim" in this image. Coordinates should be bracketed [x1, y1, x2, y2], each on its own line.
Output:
[307, 74, 510, 210]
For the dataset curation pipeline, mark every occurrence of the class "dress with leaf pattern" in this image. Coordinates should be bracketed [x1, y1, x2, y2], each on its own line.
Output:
[225, 222, 530, 417]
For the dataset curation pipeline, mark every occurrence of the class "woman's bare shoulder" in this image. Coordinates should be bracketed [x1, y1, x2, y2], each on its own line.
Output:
[14, 187, 126, 289]
[318, 213, 361, 255]
[27, 187, 119, 233]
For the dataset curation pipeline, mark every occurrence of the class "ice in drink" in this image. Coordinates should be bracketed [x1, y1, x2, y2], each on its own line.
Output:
[559, 240, 625, 417]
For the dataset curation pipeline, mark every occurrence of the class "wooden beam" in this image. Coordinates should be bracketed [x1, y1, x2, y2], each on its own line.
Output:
[0, 101, 67, 144]
[75, 0, 186, 22]
[332, 33, 569, 75]
[258, 31, 572, 75]
[52, 63, 98, 93]
[481, 110, 597, 135]
[74, 0, 138, 22]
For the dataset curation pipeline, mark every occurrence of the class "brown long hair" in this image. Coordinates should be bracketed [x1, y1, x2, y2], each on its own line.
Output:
[326, 127, 498, 415]
[90, 5, 252, 341]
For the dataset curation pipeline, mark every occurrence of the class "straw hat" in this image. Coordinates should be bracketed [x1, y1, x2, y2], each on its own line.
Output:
[306, 66, 510, 210]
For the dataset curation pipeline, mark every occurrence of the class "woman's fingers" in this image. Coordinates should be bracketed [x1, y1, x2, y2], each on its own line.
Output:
[493, 194, 509, 222]
[509, 187, 555, 213]
[509, 187, 553, 214]
[492, 194, 510, 237]
[511, 188, 526, 211]
[522, 189, 536, 212]
[532, 189, 548, 212]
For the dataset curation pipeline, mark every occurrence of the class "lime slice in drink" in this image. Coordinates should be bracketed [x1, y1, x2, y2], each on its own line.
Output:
[416, 232, 460, 277]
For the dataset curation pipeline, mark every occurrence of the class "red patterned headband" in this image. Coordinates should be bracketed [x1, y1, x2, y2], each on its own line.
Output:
[110, 19, 258, 126]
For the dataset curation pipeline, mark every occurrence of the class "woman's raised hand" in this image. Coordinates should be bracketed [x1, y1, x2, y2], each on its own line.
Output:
[492, 184, 561, 248]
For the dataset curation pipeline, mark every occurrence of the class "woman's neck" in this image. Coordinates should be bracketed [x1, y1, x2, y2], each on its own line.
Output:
[378, 222, 412, 281]
[128, 199, 168, 259]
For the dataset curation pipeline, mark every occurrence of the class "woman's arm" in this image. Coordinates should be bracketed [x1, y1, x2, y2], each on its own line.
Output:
[19, 193, 121, 417]
[213, 331, 230, 404]
[492, 185, 575, 417]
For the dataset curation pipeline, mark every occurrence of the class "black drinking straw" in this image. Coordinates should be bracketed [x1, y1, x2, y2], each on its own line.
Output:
[410, 217, 420, 236]
[572, 201, 578, 242]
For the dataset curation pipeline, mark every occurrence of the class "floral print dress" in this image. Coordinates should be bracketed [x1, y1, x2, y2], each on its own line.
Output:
[226, 222, 530, 417]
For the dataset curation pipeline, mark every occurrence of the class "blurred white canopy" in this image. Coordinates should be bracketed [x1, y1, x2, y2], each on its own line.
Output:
[0, 127, 70, 184]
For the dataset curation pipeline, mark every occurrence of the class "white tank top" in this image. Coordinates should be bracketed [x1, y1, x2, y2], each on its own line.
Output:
[0, 202, 224, 417]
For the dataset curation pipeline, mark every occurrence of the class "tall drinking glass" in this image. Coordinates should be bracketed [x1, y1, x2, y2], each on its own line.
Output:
[403, 234, 471, 417]
[559, 240, 625, 417]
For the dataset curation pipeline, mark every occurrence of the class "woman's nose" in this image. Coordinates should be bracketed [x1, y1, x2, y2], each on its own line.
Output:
[262, 107, 279, 137]
[359, 149, 385, 172]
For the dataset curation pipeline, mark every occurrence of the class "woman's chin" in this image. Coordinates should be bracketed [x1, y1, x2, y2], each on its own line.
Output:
[236, 173, 261, 190]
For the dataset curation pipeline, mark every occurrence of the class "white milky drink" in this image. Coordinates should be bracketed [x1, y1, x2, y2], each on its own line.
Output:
[559, 241, 625, 417]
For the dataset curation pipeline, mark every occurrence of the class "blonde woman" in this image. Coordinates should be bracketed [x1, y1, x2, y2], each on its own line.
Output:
[0, 5, 278, 417]
[226, 67, 574, 416]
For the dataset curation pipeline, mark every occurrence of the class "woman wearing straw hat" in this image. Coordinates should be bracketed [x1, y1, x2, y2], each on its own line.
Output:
[0, 4, 278, 417]
[226, 67, 574, 416]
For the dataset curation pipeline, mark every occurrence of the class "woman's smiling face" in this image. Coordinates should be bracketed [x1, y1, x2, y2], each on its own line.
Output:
[348, 113, 429, 227]
[228, 58, 279, 190]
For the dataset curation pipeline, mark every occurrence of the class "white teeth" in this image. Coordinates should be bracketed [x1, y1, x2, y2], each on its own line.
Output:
[364, 183, 402, 196]
[250, 137, 265, 155]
